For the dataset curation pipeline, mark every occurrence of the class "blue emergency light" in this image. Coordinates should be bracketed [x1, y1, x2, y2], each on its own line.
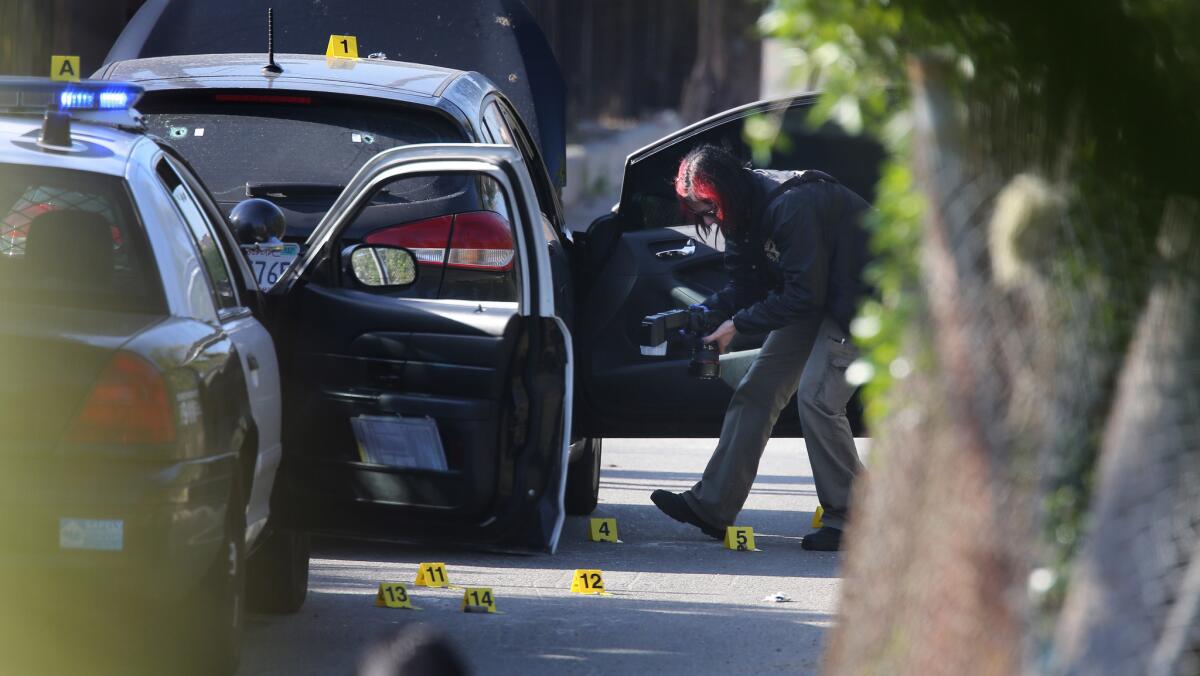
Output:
[0, 77, 144, 152]
[0, 77, 142, 113]
[58, 87, 136, 111]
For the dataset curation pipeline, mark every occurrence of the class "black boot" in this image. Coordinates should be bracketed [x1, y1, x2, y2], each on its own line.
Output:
[801, 526, 843, 551]
[650, 490, 725, 540]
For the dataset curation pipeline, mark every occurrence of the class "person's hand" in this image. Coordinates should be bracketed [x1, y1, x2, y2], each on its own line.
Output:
[702, 319, 738, 354]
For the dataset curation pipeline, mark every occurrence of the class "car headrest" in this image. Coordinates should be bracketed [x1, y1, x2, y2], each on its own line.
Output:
[24, 209, 116, 287]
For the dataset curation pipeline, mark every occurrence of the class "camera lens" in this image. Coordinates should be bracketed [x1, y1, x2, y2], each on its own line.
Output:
[688, 344, 721, 379]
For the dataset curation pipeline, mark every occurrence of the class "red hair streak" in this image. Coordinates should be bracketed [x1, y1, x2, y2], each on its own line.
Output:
[675, 158, 726, 221]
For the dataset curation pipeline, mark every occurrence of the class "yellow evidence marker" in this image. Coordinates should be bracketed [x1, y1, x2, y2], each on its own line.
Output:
[51, 56, 81, 82]
[811, 506, 824, 529]
[589, 517, 618, 542]
[414, 562, 450, 588]
[570, 569, 607, 595]
[461, 587, 496, 613]
[724, 526, 759, 552]
[326, 34, 359, 59]
[374, 582, 413, 609]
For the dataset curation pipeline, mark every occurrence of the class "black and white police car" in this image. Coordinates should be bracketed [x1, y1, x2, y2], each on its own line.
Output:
[0, 78, 307, 674]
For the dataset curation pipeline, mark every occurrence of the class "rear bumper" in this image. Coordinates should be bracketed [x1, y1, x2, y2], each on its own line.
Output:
[0, 452, 237, 605]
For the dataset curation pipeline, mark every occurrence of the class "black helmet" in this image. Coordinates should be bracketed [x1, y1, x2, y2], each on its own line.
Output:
[230, 198, 286, 244]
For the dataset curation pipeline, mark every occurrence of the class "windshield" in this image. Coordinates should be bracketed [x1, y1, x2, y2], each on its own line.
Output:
[141, 92, 468, 203]
[0, 164, 164, 314]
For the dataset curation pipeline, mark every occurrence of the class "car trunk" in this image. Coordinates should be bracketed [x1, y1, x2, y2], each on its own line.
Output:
[0, 305, 161, 451]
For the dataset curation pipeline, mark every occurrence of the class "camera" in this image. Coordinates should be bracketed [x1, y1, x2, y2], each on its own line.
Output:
[640, 306, 722, 379]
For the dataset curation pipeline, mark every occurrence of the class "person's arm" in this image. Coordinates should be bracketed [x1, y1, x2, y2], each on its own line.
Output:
[700, 236, 760, 320]
[729, 191, 828, 334]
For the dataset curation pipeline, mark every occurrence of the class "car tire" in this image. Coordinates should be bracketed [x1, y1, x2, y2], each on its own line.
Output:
[178, 472, 246, 676]
[565, 437, 602, 515]
[247, 528, 311, 614]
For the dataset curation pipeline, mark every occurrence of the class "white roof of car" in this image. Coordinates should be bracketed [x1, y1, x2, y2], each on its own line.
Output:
[0, 115, 145, 177]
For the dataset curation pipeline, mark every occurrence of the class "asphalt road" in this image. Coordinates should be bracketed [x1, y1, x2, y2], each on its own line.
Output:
[239, 438, 864, 676]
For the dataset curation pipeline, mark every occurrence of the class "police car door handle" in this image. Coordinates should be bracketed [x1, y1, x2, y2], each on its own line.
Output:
[248, 354, 260, 372]
[656, 239, 696, 259]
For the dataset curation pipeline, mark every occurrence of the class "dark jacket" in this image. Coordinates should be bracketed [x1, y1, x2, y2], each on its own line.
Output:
[703, 169, 872, 335]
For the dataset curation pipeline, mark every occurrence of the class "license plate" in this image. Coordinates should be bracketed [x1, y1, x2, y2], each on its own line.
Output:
[242, 243, 300, 289]
[59, 518, 123, 551]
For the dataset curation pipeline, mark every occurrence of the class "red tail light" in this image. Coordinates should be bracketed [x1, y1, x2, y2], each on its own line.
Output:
[447, 212, 516, 271]
[365, 214, 453, 266]
[214, 94, 313, 105]
[67, 352, 175, 445]
[364, 211, 515, 271]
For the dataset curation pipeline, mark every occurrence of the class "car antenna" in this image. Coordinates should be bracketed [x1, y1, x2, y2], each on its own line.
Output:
[262, 8, 283, 75]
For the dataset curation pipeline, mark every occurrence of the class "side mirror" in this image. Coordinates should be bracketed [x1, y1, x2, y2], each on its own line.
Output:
[230, 198, 287, 245]
[344, 245, 418, 288]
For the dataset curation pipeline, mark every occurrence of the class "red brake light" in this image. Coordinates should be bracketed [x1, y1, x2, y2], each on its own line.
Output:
[364, 215, 453, 265]
[213, 94, 313, 105]
[447, 211, 515, 271]
[363, 211, 514, 271]
[67, 352, 175, 445]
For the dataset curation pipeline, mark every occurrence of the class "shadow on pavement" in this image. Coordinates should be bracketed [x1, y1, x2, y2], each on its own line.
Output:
[600, 468, 816, 486]
[243, 589, 833, 676]
[310, 499, 842, 580]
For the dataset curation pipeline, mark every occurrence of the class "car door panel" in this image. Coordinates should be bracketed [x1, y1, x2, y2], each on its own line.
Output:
[156, 149, 287, 543]
[281, 312, 565, 551]
[221, 311, 283, 541]
[577, 97, 884, 439]
[272, 144, 569, 553]
[576, 227, 777, 438]
[284, 286, 517, 512]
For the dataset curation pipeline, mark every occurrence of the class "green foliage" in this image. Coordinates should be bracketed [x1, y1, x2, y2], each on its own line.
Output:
[759, 0, 907, 134]
[757, 0, 1197, 636]
[758, 1, 927, 426]
[853, 160, 925, 422]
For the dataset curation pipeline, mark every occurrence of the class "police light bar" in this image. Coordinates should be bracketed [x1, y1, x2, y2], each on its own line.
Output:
[0, 77, 143, 114]
[58, 87, 138, 111]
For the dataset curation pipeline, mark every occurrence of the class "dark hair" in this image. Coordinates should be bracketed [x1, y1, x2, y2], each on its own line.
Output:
[674, 144, 755, 237]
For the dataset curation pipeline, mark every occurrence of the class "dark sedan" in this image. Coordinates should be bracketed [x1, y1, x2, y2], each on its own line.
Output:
[98, 46, 591, 553]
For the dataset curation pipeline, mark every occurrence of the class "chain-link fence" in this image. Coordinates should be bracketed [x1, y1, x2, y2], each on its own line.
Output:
[821, 58, 1200, 676]
[1053, 204, 1200, 676]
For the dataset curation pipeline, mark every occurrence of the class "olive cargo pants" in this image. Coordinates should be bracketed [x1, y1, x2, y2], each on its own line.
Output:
[683, 316, 864, 530]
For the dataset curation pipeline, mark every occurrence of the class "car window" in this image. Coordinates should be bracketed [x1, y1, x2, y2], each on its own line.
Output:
[349, 173, 520, 303]
[154, 159, 239, 312]
[484, 100, 561, 244]
[0, 164, 165, 314]
[141, 93, 467, 205]
[482, 102, 515, 146]
[160, 152, 260, 300]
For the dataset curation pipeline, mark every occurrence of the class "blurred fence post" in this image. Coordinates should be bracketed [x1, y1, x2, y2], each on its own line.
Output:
[1052, 198, 1200, 676]
[823, 54, 1025, 676]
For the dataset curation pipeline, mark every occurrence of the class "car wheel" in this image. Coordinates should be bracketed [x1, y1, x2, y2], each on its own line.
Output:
[565, 437, 602, 515]
[248, 528, 311, 614]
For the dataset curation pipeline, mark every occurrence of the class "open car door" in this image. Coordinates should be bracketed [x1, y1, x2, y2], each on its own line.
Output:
[269, 144, 571, 553]
[575, 95, 884, 439]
